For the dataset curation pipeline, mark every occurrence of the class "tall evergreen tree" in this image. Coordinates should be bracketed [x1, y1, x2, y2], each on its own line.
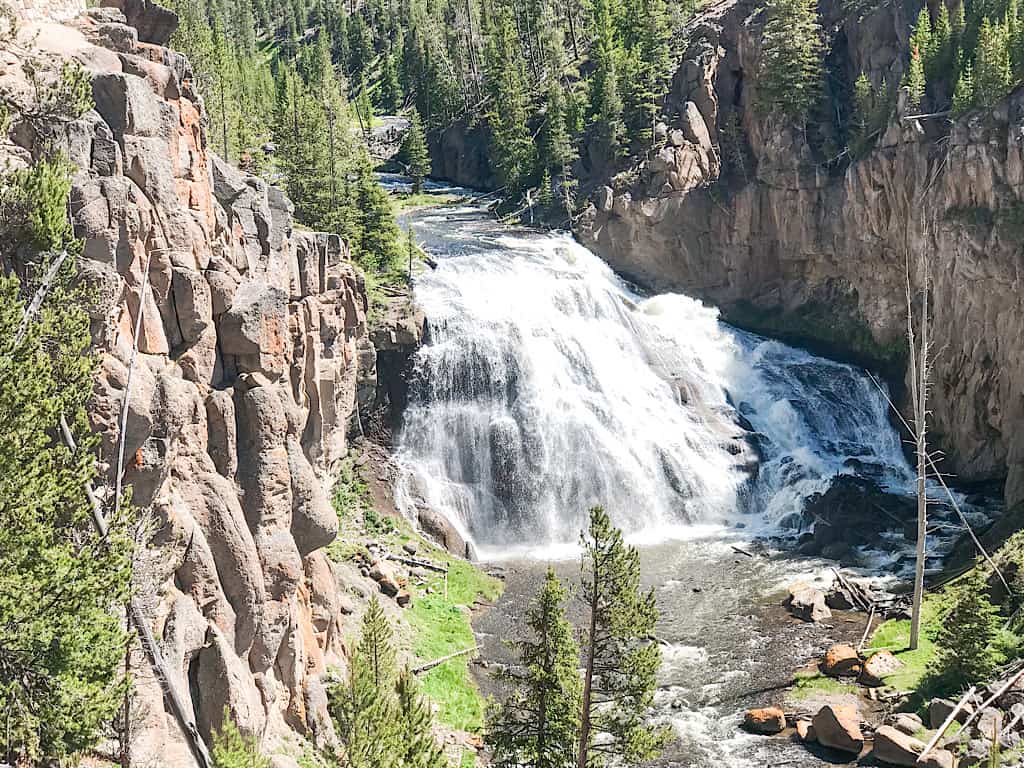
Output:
[379, 49, 403, 111]
[929, 3, 955, 82]
[903, 43, 927, 108]
[489, 568, 582, 768]
[577, 507, 667, 768]
[952, 58, 976, 114]
[973, 16, 1012, 107]
[395, 672, 447, 768]
[330, 597, 400, 768]
[756, 0, 824, 121]
[588, 0, 625, 153]
[538, 79, 574, 174]
[402, 108, 431, 192]
[629, 0, 673, 146]
[932, 569, 1002, 686]
[483, 3, 536, 194]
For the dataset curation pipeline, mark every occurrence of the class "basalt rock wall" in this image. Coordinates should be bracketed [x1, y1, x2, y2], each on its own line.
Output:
[2, 3, 378, 764]
[576, 0, 1024, 509]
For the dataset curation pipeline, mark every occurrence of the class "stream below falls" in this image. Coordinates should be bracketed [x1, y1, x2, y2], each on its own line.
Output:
[385, 191, 972, 767]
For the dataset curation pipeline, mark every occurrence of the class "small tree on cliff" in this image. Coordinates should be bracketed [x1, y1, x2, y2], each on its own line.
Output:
[931, 569, 1001, 685]
[488, 568, 582, 768]
[756, 0, 823, 122]
[402, 109, 431, 194]
[577, 507, 667, 768]
[973, 16, 1013, 108]
[211, 712, 270, 768]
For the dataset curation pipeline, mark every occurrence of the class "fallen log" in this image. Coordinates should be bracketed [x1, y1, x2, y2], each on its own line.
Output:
[387, 553, 449, 573]
[412, 646, 477, 675]
[731, 545, 755, 558]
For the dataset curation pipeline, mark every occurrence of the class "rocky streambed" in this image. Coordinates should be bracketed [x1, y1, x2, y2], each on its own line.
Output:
[470, 534, 874, 768]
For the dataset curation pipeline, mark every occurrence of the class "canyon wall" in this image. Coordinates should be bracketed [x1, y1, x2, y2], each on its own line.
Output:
[577, 0, 1024, 510]
[2, 3, 377, 764]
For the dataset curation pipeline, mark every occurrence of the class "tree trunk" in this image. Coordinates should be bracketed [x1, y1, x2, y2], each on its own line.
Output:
[577, 588, 598, 768]
[909, 254, 928, 651]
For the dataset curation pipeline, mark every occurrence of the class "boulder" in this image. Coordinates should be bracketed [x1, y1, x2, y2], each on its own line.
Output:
[796, 719, 816, 742]
[872, 725, 925, 766]
[960, 738, 993, 767]
[929, 697, 974, 729]
[891, 712, 924, 736]
[812, 705, 864, 754]
[101, 0, 179, 45]
[821, 644, 861, 677]
[742, 707, 786, 735]
[785, 581, 832, 623]
[861, 650, 902, 686]
[396, 590, 412, 608]
[920, 749, 957, 768]
[974, 707, 1003, 740]
[403, 541, 419, 556]
[369, 560, 401, 598]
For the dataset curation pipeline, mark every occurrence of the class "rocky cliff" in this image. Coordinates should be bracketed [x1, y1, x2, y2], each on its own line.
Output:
[577, 0, 1024, 511]
[2, 3, 379, 764]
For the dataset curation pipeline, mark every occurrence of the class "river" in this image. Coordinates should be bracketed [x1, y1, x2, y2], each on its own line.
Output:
[384, 188, 958, 767]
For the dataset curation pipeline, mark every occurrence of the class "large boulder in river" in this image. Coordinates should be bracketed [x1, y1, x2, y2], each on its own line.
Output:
[743, 707, 786, 734]
[785, 581, 832, 622]
[812, 704, 864, 754]
[801, 476, 916, 555]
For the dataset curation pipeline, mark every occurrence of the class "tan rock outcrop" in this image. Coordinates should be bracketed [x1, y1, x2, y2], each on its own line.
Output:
[1, 2, 373, 762]
[577, 0, 1024, 509]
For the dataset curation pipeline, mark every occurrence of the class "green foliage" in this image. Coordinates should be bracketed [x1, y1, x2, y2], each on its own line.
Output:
[578, 507, 668, 767]
[0, 156, 77, 257]
[904, 21, 928, 109]
[488, 569, 581, 768]
[931, 568, 1003, 686]
[212, 712, 270, 768]
[402, 109, 432, 193]
[952, 61, 976, 115]
[539, 80, 575, 175]
[396, 672, 447, 768]
[0, 160, 132, 764]
[757, 0, 824, 122]
[974, 16, 1013, 107]
[789, 670, 858, 700]
[21, 58, 93, 124]
[484, 4, 536, 194]
[589, 0, 626, 155]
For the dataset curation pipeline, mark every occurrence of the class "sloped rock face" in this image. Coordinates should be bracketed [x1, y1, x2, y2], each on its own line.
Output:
[577, 0, 1024, 509]
[3, 3, 373, 763]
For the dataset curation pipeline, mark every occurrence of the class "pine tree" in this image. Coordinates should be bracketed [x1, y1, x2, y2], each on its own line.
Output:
[379, 49, 402, 112]
[627, 0, 672, 146]
[489, 568, 581, 768]
[973, 16, 1012, 107]
[0, 157, 132, 764]
[395, 672, 446, 768]
[903, 43, 927, 108]
[929, 3, 954, 82]
[577, 507, 667, 768]
[932, 569, 1002, 686]
[1008, 0, 1024, 77]
[483, 3, 536, 194]
[348, 12, 373, 76]
[588, 0, 625, 153]
[757, 0, 824, 122]
[329, 597, 400, 768]
[538, 80, 574, 174]
[952, 59, 975, 115]
[212, 712, 270, 768]
[402, 108, 431, 193]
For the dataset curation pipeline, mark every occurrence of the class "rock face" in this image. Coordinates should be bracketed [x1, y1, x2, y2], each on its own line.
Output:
[2, 3, 373, 763]
[576, 0, 1024, 509]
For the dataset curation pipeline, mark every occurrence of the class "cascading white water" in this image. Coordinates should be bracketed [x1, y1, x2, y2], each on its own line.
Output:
[393, 205, 916, 557]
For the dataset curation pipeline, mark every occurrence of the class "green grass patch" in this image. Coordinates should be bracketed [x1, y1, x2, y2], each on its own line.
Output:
[789, 669, 858, 700]
[866, 599, 942, 694]
[406, 544, 501, 733]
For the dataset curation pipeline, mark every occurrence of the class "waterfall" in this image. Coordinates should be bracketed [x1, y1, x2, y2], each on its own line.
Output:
[393, 207, 915, 557]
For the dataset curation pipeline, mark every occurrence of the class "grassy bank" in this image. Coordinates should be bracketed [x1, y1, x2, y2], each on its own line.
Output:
[327, 451, 502, 733]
